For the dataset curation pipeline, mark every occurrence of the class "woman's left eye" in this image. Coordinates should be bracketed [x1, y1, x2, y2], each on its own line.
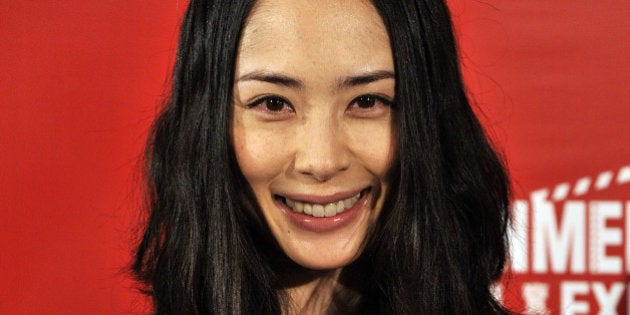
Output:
[347, 94, 393, 116]
[354, 95, 378, 108]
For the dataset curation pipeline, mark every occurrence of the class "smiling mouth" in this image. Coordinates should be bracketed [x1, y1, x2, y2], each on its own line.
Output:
[275, 188, 370, 218]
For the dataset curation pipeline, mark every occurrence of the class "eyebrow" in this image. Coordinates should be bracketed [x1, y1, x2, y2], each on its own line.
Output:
[236, 70, 395, 90]
[237, 71, 303, 88]
[337, 70, 395, 90]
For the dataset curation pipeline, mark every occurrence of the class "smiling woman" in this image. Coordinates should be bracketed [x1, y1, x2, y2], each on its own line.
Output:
[232, 0, 395, 274]
[133, 0, 512, 314]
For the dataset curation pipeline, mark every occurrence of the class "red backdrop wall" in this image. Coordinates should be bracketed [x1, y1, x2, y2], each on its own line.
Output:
[1, 1, 628, 313]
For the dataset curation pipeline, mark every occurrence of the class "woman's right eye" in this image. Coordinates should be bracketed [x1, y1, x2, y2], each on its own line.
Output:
[247, 96, 294, 115]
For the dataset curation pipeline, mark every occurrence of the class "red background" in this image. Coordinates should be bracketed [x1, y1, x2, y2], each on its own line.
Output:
[1, 1, 628, 313]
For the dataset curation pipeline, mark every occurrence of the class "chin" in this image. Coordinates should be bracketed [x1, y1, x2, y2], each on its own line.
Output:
[287, 245, 364, 271]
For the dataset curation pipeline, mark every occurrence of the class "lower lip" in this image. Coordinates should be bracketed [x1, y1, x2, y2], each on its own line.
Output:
[276, 192, 368, 233]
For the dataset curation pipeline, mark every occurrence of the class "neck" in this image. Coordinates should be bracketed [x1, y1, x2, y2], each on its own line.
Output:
[282, 269, 340, 314]
[275, 257, 367, 314]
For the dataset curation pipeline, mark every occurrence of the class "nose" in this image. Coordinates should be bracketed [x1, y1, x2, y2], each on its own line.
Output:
[293, 116, 350, 182]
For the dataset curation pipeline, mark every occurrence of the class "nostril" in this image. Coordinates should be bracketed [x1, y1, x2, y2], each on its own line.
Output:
[293, 126, 351, 181]
[294, 154, 350, 181]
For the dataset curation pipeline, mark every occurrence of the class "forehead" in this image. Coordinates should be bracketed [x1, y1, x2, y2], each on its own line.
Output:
[236, 0, 393, 78]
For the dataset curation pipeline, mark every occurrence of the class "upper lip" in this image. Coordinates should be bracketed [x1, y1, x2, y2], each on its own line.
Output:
[276, 187, 368, 205]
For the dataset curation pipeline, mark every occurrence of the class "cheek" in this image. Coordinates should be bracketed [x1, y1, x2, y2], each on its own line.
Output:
[232, 118, 292, 184]
[346, 120, 395, 175]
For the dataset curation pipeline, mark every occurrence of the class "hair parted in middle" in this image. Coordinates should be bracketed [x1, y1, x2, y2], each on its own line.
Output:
[133, 0, 512, 314]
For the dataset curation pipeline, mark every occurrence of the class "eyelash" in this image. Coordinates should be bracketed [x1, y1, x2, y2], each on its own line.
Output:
[348, 94, 393, 111]
[246, 94, 393, 116]
[246, 96, 294, 116]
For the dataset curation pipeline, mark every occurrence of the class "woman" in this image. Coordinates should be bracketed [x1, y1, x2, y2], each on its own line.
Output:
[133, 0, 512, 314]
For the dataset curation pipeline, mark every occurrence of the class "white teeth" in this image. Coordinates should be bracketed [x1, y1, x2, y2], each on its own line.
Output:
[313, 205, 324, 217]
[324, 203, 336, 217]
[294, 201, 303, 213]
[343, 197, 356, 209]
[283, 192, 362, 217]
[336, 201, 344, 214]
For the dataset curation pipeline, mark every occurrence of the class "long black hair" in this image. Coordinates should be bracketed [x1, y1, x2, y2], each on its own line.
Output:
[133, 0, 512, 314]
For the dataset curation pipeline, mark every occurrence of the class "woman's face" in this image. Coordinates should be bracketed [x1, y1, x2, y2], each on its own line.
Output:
[232, 0, 395, 270]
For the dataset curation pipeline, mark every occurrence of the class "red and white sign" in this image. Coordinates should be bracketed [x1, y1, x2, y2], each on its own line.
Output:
[498, 166, 630, 313]
[450, 1, 630, 312]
